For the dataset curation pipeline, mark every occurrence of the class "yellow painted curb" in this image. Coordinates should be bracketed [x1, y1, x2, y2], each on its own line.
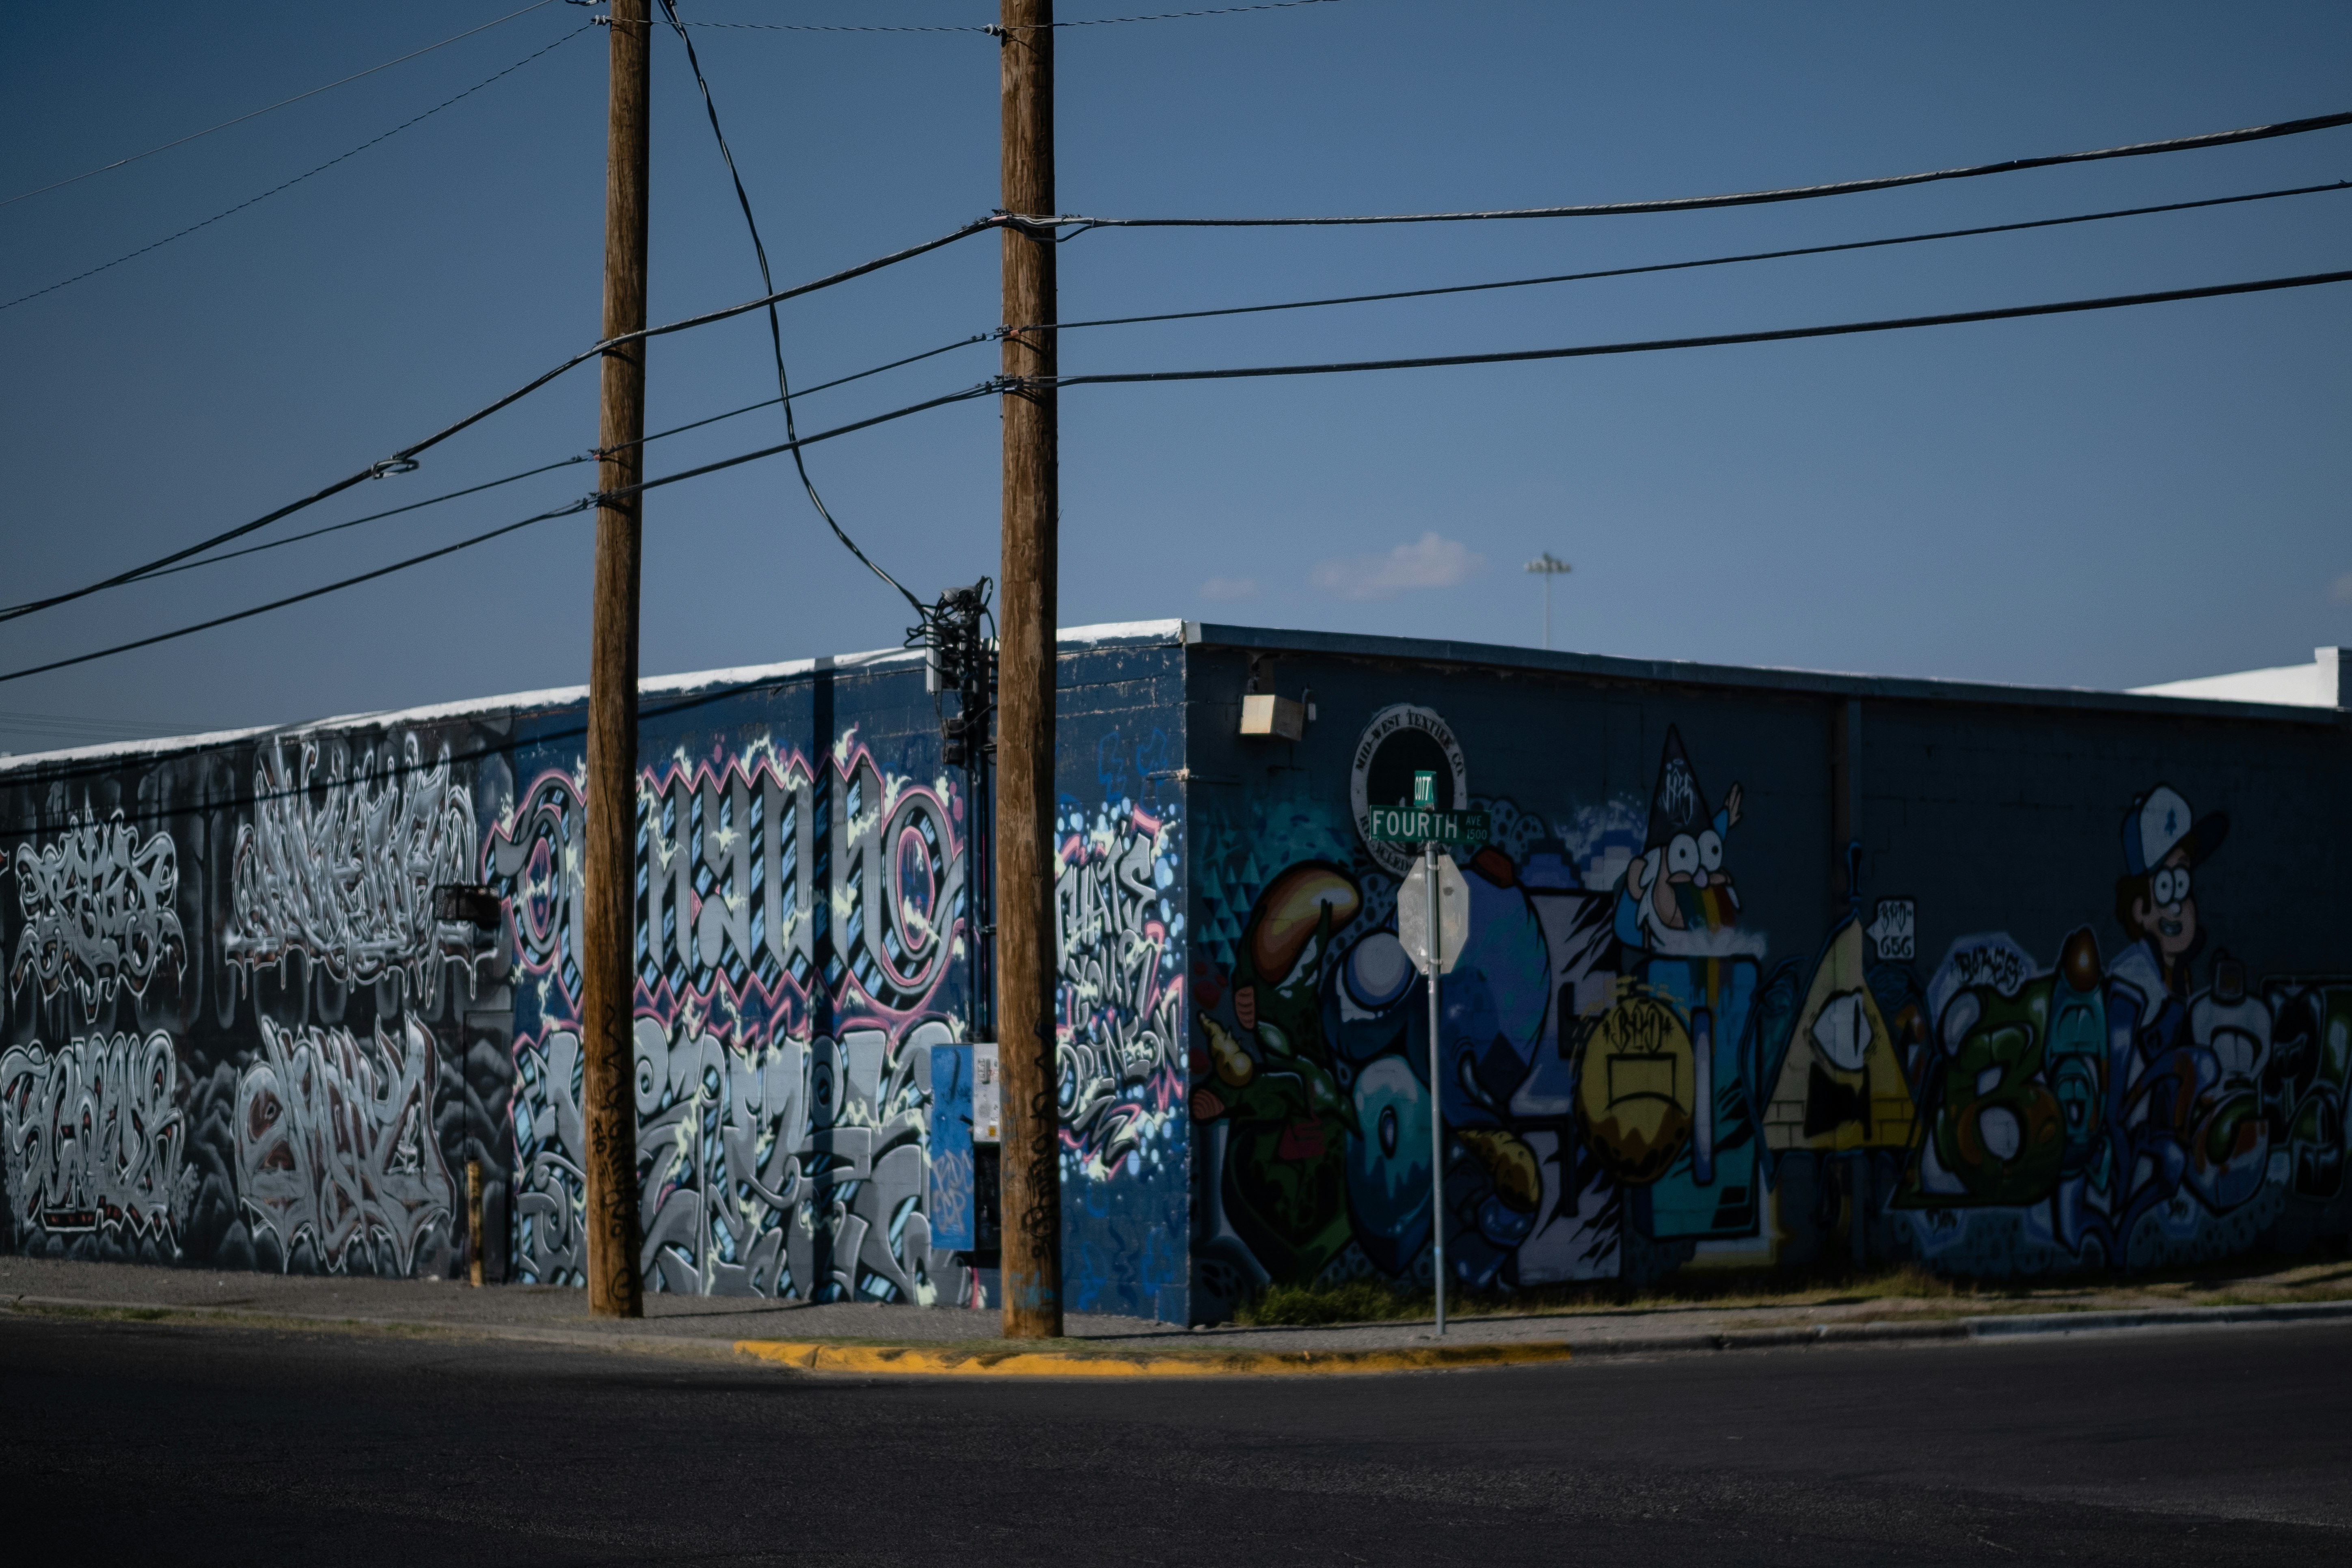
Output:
[732, 1337, 1575, 1378]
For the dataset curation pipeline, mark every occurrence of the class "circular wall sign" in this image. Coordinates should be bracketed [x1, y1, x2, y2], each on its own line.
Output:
[1349, 703, 1468, 876]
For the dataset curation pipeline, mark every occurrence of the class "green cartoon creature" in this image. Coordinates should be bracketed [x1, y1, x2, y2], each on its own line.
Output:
[1192, 861, 1361, 1285]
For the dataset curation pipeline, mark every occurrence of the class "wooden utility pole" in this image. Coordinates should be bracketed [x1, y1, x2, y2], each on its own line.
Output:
[581, 0, 651, 1320]
[996, 0, 1062, 1339]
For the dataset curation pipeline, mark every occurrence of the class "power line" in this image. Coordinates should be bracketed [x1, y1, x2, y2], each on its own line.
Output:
[0, 20, 597, 314]
[1035, 0, 1342, 24]
[19, 106, 2342, 623]
[0, 499, 594, 689]
[596, 329, 998, 448]
[1018, 107, 2352, 231]
[1037, 267, 2352, 390]
[70, 177, 2350, 603]
[604, 382, 1002, 506]
[672, 1, 1342, 32]
[638, 177, 2350, 433]
[0, 380, 1000, 688]
[659, 0, 929, 618]
[1038, 179, 2352, 333]
[0, 218, 1006, 626]
[59, 331, 998, 594]
[115, 456, 594, 586]
[0, 0, 567, 209]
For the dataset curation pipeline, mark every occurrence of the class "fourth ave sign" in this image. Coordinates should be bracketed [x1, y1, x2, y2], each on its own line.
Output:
[1375, 768, 1489, 1338]
[1364, 766, 1491, 848]
[1364, 803, 1490, 847]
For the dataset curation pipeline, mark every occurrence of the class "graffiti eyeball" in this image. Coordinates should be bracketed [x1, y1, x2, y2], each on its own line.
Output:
[1344, 931, 1416, 1010]
[1666, 833, 1700, 879]
[1697, 828, 1723, 873]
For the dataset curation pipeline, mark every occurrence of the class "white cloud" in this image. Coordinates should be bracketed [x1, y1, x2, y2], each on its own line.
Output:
[1309, 532, 1486, 601]
[1200, 575, 1260, 602]
[2331, 571, 2352, 606]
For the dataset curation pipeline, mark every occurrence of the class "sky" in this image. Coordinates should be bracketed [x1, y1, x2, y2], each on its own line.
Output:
[2, 0, 2348, 754]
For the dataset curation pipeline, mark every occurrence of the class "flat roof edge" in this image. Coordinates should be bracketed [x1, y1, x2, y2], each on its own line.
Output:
[1179, 623, 2347, 726]
[0, 620, 1188, 778]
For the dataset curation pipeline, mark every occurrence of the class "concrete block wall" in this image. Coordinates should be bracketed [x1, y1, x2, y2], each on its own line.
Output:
[0, 628, 1192, 1322]
[4, 618, 2342, 1323]
[1176, 626, 2351, 1317]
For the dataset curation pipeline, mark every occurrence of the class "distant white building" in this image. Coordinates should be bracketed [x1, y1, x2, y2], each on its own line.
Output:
[2132, 646, 2348, 709]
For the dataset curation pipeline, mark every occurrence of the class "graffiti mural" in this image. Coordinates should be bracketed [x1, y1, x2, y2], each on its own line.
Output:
[234, 1016, 456, 1275]
[1841, 782, 2348, 1273]
[9, 811, 185, 1023]
[3, 626, 2339, 1315]
[225, 734, 483, 992]
[1193, 719, 1790, 1311]
[493, 740, 971, 1301]
[1056, 800, 1185, 1178]
[508, 1015, 952, 1300]
[1, 1031, 187, 1248]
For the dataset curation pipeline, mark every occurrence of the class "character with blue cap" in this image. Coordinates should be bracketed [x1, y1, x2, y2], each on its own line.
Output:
[2111, 783, 2229, 1004]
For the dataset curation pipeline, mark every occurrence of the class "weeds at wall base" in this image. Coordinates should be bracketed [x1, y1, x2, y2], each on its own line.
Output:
[1230, 1243, 2352, 1328]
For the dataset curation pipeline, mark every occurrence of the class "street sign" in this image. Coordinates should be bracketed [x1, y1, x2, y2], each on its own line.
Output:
[1370, 768, 1489, 846]
[1364, 804, 1490, 846]
[1395, 853, 1469, 974]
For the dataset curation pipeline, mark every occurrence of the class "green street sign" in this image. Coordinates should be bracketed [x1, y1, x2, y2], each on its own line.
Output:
[1365, 804, 1490, 846]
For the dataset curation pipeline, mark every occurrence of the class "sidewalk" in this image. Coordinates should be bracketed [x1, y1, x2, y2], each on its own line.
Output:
[7, 1253, 2349, 1376]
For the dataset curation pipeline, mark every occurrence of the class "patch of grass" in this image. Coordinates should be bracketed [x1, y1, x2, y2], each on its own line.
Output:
[1220, 1243, 2352, 1329]
[1238, 1280, 1425, 1326]
[1232, 1262, 1982, 1327]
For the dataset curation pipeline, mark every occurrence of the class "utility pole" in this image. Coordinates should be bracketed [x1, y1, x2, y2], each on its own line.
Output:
[996, 0, 1062, 1339]
[581, 0, 651, 1320]
[1525, 552, 1571, 650]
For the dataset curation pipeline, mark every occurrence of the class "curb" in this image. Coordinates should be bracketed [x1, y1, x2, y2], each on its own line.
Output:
[4, 1293, 754, 1367]
[12, 1290, 2352, 1377]
[1965, 1298, 2352, 1339]
[1557, 1296, 2352, 1360]
[732, 1337, 1579, 1377]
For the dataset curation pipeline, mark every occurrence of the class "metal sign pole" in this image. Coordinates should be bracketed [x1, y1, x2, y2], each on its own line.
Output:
[1426, 837, 1446, 1337]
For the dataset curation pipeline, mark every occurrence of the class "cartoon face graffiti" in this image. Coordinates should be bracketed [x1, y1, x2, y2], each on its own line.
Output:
[1573, 987, 1697, 1184]
[1616, 727, 1745, 950]
[2112, 784, 2228, 991]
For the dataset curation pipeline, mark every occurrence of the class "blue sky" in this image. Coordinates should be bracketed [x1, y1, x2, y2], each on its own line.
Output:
[2, 1, 2348, 752]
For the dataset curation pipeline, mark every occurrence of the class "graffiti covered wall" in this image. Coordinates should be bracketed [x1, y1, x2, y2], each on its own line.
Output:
[487, 634, 1192, 1319]
[1, 727, 508, 1276]
[0, 632, 1193, 1321]
[490, 705, 979, 1306]
[1182, 639, 2351, 1317]
[4, 623, 2338, 1322]
[1052, 639, 1190, 1320]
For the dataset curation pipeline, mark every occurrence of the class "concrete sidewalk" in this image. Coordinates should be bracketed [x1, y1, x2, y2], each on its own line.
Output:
[7, 1254, 2350, 1375]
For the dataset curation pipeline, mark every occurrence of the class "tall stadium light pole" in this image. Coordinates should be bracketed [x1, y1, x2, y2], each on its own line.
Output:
[1525, 551, 1572, 650]
[581, 0, 651, 1319]
[996, 0, 1063, 1340]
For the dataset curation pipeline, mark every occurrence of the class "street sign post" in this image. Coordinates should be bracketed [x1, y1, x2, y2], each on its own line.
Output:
[1365, 770, 1489, 1336]
[1394, 855, 1469, 975]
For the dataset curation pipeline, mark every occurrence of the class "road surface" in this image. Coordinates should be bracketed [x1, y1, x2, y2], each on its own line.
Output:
[5, 1313, 2347, 1564]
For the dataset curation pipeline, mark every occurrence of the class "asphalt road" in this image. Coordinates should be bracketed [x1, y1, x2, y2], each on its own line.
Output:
[5, 1315, 2348, 1566]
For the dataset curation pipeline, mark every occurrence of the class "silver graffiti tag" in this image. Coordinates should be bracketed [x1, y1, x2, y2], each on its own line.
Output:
[9, 812, 185, 1021]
